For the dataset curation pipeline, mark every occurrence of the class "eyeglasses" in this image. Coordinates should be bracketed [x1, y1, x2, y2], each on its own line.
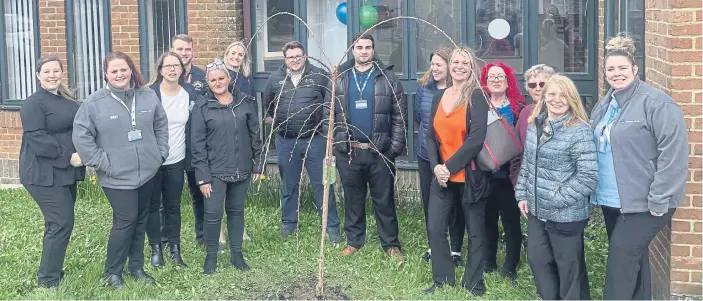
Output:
[527, 82, 545, 89]
[206, 60, 226, 71]
[162, 64, 182, 70]
[285, 55, 305, 62]
[486, 74, 506, 82]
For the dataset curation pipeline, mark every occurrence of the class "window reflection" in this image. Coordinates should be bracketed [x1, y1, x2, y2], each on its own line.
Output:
[255, 0, 294, 72]
[537, 0, 588, 73]
[625, 0, 644, 79]
[475, 0, 524, 71]
[365, 0, 404, 74]
[415, 0, 462, 73]
[306, 0, 347, 71]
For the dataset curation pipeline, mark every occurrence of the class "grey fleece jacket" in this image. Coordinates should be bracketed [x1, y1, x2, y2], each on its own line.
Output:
[589, 79, 688, 213]
[72, 86, 169, 189]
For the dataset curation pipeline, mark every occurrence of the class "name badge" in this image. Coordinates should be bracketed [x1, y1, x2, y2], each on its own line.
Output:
[355, 99, 368, 110]
[598, 135, 606, 153]
[128, 129, 143, 142]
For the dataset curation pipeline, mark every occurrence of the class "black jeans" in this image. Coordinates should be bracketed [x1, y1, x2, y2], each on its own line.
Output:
[527, 214, 590, 300]
[418, 158, 464, 252]
[187, 171, 205, 244]
[24, 184, 77, 286]
[204, 177, 250, 255]
[428, 180, 486, 293]
[603, 207, 676, 300]
[146, 160, 185, 245]
[335, 148, 400, 250]
[484, 176, 522, 272]
[276, 134, 340, 230]
[101, 177, 155, 276]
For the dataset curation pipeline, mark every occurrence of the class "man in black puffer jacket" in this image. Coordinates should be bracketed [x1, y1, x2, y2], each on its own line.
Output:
[322, 33, 407, 262]
[262, 41, 340, 243]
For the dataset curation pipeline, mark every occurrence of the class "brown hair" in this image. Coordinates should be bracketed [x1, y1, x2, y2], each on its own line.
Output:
[605, 33, 637, 66]
[417, 47, 452, 87]
[282, 41, 305, 56]
[172, 34, 193, 45]
[147, 52, 186, 86]
[352, 33, 375, 48]
[35, 55, 75, 101]
[103, 51, 145, 88]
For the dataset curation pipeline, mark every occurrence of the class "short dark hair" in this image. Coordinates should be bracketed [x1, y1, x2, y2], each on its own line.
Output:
[172, 34, 193, 45]
[282, 41, 305, 57]
[352, 33, 375, 49]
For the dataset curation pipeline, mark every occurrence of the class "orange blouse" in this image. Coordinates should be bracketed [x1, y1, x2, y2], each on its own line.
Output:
[433, 104, 467, 182]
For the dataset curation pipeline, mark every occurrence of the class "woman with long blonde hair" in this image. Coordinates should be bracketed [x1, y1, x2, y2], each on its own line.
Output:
[424, 46, 490, 296]
[223, 40, 253, 97]
[515, 74, 597, 300]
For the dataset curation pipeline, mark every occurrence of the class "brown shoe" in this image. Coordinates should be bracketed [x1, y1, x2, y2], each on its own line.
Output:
[339, 246, 358, 256]
[385, 247, 405, 263]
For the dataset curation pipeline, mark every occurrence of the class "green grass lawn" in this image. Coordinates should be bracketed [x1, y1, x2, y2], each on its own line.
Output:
[0, 178, 609, 299]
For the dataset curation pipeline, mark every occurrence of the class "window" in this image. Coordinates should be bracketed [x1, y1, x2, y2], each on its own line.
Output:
[140, 0, 187, 79]
[415, 0, 462, 73]
[66, 0, 111, 99]
[364, 0, 404, 74]
[622, 0, 644, 79]
[475, 0, 523, 71]
[306, 0, 347, 72]
[537, 0, 589, 73]
[255, 0, 294, 72]
[0, 0, 39, 102]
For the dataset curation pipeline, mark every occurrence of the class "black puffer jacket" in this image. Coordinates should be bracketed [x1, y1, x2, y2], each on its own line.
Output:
[263, 62, 329, 138]
[190, 89, 263, 185]
[323, 59, 407, 158]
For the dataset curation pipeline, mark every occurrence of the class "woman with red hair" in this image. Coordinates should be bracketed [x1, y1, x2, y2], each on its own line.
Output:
[480, 61, 525, 282]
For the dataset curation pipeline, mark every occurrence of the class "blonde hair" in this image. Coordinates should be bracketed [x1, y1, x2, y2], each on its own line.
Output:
[417, 47, 452, 87]
[447, 46, 481, 110]
[605, 33, 637, 66]
[528, 74, 589, 126]
[223, 40, 251, 77]
[523, 64, 555, 90]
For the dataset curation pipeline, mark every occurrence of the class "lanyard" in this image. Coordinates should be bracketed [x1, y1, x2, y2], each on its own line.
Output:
[110, 92, 137, 130]
[352, 66, 375, 94]
[601, 99, 619, 141]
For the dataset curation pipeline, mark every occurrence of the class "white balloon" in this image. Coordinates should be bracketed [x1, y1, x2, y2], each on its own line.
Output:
[487, 18, 511, 40]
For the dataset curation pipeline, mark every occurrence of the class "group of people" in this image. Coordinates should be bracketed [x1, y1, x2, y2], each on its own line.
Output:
[18, 29, 688, 301]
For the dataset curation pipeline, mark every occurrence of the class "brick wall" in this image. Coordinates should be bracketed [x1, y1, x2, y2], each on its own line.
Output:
[642, 0, 703, 297]
[187, 0, 244, 68]
[110, 0, 141, 70]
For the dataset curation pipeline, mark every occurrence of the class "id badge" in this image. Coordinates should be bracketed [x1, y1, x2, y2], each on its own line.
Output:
[128, 129, 143, 142]
[355, 99, 368, 110]
[598, 135, 606, 153]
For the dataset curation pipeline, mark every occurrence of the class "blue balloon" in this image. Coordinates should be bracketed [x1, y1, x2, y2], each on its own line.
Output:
[336, 2, 348, 25]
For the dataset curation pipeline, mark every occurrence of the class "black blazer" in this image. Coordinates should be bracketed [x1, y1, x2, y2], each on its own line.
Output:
[19, 88, 85, 186]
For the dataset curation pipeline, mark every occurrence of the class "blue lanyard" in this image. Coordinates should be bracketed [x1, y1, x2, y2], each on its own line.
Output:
[352, 66, 375, 93]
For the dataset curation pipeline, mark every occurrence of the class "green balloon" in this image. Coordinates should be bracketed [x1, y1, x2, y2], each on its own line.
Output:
[360, 5, 378, 29]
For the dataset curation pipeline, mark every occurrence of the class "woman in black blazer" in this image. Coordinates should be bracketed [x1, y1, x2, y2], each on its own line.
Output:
[19, 55, 86, 289]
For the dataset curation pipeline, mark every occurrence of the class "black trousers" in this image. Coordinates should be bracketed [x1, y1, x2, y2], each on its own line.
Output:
[101, 177, 155, 276]
[603, 207, 676, 300]
[526, 214, 590, 300]
[186, 171, 205, 244]
[146, 160, 185, 245]
[428, 181, 486, 292]
[335, 149, 400, 250]
[418, 158, 464, 253]
[204, 177, 250, 255]
[24, 184, 77, 286]
[484, 176, 522, 272]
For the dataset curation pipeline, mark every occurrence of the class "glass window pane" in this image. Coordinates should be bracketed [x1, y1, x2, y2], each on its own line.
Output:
[4, 0, 38, 100]
[306, 0, 347, 72]
[363, 0, 404, 75]
[145, 0, 185, 79]
[71, 0, 110, 99]
[537, 0, 588, 73]
[624, 0, 644, 79]
[255, 0, 294, 72]
[475, 0, 523, 71]
[415, 0, 462, 73]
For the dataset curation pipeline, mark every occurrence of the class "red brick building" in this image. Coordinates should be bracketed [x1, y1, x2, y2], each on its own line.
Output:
[0, 0, 700, 298]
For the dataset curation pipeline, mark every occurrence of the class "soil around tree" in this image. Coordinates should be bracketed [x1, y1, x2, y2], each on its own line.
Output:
[257, 277, 350, 300]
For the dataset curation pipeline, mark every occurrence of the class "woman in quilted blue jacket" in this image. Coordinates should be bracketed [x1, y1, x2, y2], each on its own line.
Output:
[414, 47, 465, 266]
[514, 74, 598, 300]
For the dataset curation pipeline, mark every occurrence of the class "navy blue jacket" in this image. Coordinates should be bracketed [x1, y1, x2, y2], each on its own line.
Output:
[149, 80, 199, 171]
[414, 78, 439, 161]
[187, 65, 207, 96]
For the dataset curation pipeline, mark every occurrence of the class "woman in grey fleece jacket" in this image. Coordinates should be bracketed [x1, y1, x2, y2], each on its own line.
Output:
[515, 74, 597, 300]
[72, 52, 169, 289]
[594, 35, 689, 300]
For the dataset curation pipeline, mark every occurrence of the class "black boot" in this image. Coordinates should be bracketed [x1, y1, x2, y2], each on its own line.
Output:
[203, 254, 217, 275]
[125, 268, 155, 284]
[103, 274, 124, 289]
[169, 244, 188, 267]
[150, 243, 164, 268]
[230, 252, 250, 271]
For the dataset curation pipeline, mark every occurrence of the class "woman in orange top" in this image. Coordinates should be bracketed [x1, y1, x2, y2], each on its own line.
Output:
[424, 46, 490, 296]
